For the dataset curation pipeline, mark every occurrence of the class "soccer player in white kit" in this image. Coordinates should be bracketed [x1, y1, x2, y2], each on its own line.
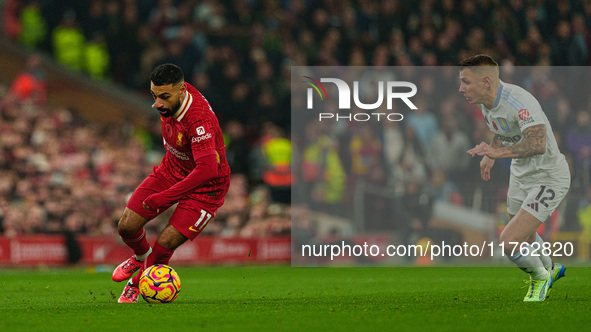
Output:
[459, 55, 570, 302]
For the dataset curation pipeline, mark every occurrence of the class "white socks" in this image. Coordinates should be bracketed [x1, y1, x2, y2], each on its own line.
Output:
[135, 247, 152, 261]
[535, 233, 553, 269]
[507, 242, 549, 280]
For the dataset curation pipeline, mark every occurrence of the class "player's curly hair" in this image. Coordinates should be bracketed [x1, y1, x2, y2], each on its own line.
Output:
[150, 63, 184, 86]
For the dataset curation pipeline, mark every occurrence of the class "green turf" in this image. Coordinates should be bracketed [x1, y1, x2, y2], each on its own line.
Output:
[1, 266, 589, 331]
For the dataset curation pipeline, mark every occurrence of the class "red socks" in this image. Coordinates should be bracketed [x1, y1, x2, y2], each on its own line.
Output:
[119, 228, 151, 257]
[131, 242, 174, 286]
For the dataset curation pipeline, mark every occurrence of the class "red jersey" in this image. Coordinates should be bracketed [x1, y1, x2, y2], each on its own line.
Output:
[154, 82, 230, 195]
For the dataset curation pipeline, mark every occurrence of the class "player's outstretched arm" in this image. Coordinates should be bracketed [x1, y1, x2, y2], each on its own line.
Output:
[467, 124, 546, 160]
[467, 132, 502, 158]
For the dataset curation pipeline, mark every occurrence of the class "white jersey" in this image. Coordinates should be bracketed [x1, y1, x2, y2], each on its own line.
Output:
[479, 80, 567, 178]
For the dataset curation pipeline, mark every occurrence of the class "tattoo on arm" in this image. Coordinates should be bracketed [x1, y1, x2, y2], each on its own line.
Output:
[507, 124, 546, 158]
[490, 134, 504, 149]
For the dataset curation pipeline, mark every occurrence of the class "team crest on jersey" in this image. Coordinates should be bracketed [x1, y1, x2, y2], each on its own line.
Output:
[196, 126, 205, 135]
[177, 133, 183, 146]
[497, 117, 509, 131]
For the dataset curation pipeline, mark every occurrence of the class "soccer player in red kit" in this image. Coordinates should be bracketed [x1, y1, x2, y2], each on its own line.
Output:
[113, 63, 231, 303]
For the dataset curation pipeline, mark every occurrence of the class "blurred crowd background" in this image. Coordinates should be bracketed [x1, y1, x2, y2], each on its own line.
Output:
[2, 0, 591, 240]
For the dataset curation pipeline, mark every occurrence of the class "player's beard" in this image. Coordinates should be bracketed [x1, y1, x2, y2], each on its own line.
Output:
[158, 98, 182, 117]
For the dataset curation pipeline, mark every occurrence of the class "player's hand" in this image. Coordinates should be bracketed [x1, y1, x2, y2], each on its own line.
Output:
[479, 156, 495, 181]
[143, 196, 160, 213]
[467, 142, 501, 159]
[142, 202, 156, 212]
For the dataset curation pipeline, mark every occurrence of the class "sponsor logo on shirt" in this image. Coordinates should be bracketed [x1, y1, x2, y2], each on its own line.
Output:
[518, 109, 535, 126]
[192, 132, 212, 143]
[520, 117, 535, 126]
[196, 126, 205, 135]
[500, 135, 522, 143]
[163, 138, 190, 160]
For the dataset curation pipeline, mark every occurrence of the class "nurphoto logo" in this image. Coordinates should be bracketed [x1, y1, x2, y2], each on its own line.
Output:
[303, 76, 418, 122]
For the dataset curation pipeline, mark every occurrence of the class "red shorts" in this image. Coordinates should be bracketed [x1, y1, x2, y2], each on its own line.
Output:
[126, 172, 229, 241]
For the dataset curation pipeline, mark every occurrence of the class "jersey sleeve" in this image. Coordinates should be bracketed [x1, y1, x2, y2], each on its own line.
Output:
[188, 117, 217, 160]
[515, 94, 546, 131]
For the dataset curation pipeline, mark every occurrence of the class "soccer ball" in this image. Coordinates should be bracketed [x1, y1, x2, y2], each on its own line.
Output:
[139, 264, 181, 303]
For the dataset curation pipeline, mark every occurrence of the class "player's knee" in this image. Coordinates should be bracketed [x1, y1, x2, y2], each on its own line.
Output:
[117, 208, 145, 235]
[156, 238, 176, 251]
[117, 217, 136, 235]
[156, 225, 187, 251]
[156, 233, 185, 251]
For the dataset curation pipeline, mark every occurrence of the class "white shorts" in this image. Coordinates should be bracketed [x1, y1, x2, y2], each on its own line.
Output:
[507, 170, 570, 222]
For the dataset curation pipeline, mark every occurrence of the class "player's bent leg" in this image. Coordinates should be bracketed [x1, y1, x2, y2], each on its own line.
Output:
[501, 209, 553, 301]
[115, 173, 174, 281]
[113, 208, 152, 282]
[500, 209, 547, 278]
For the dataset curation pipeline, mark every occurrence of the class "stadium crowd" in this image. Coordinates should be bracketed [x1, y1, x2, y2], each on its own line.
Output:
[0, 81, 291, 237]
[2, 0, 591, 237]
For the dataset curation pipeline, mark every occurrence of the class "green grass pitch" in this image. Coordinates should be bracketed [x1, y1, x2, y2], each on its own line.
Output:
[1, 266, 589, 331]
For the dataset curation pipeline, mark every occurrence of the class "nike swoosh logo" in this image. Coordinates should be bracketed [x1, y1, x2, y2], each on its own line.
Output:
[189, 226, 199, 232]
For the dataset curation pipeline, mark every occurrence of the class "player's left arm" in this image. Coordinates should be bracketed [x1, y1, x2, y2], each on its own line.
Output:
[469, 124, 546, 159]
[143, 119, 219, 212]
[143, 153, 218, 212]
